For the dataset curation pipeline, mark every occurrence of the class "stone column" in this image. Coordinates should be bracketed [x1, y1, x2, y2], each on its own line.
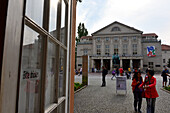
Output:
[140, 59, 143, 70]
[130, 59, 133, 69]
[120, 59, 123, 67]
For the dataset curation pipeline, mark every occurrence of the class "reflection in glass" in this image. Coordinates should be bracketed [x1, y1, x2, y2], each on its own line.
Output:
[49, 0, 58, 37]
[18, 26, 43, 113]
[61, 0, 66, 28]
[57, 100, 65, 113]
[25, 0, 44, 27]
[45, 40, 57, 108]
[58, 48, 66, 97]
[61, 0, 66, 45]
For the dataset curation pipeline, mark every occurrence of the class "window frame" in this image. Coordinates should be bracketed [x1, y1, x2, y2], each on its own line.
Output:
[105, 45, 110, 55]
[96, 45, 101, 55]
[18, 0, 69, 112]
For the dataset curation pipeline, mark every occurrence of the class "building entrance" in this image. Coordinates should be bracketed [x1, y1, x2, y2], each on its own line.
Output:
[123, 59, 130, 70]
[103, 59, 110, 70]
[94, 59, 101, 70]
[133, 59, 140, 69]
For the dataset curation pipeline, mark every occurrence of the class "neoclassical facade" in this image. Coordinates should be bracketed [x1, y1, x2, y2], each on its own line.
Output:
[77, 21, 163, 72]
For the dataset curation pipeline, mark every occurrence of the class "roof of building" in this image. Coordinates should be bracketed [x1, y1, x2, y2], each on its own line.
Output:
[81, 36, 93, 39]
[142, 33, 158, 37]
[162, 44, 170, 51]
[91, 21, 143, 35]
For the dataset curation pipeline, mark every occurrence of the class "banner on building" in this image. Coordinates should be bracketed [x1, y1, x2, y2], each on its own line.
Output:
[147, 46, 156, 57]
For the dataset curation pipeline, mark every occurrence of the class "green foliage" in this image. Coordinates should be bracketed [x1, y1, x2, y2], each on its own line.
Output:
[76, 23, 88, 44]
[74, 82, 84, 91]
[167, 59, 170, 68]
[164, 86, 170, 91]
[76, 0, 82, 3]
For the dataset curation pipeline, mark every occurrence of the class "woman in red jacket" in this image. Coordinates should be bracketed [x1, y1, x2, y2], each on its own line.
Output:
[139, 69, 159, 113]
[131, 72, 143, 113]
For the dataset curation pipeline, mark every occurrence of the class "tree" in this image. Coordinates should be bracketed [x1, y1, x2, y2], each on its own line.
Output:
[167, 59, 170, 68]
[76, 23, 88, 44]
[75, 23, 88, 69]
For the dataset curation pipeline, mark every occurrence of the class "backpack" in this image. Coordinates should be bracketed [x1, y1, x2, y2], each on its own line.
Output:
[112, 70, 115, 75]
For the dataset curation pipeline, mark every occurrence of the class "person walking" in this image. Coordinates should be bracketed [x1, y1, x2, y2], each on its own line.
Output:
[111, 69, 116, 80]
[139, 69, 159, 113]
[116, 67, 119, 76]
[101, 66, 108, 87]
[161, 67, 169, 87]
[131, 72, 143, 113]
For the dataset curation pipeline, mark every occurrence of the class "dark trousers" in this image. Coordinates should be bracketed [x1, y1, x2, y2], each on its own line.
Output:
[146, 98, 156, 113]
[133, 91, 142, 111]
[102, 75, 106, 86]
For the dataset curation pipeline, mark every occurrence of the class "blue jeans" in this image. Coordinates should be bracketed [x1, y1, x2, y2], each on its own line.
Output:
[146, 98, 156, 113]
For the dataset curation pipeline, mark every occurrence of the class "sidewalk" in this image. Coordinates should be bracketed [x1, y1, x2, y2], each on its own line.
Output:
[74, 73, 170, 113]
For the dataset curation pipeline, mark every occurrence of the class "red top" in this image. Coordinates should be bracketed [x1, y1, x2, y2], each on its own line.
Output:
[131, 78, 143, 91]
[139, 76, 159, 98]
[119, 68, 123, 73]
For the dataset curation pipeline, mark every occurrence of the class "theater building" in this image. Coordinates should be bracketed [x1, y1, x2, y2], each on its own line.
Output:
[77, 21, 163, 72]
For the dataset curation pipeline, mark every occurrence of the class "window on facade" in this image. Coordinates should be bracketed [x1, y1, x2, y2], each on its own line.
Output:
[83, 49, 88, 55]
[105, 45, 110, 55]
[163, 59, 166, 63]
[96, 45, 101, 55]
[132, 36, 137, 41]
[143, 65, 148, 67]
[123, 44, 128, 55]
[132, 44, 137, 55]
[148, 62, 154, 69]
[96, 37, 101, 42]
[155, 65, 160, 67]
[18, 0, 69, 113]
[114, 44, 119, 55]
[105, 37, 110, 41]
[164, 51, 167, 53]
[123, 37, 128, 41]
[114, 37, 118, 42]
[111, 27, 120, 31]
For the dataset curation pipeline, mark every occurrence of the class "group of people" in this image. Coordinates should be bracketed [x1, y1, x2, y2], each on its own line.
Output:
[131, 69, 159, 113]
[101, 66, 159, 113]
[111, 67, 141, 80]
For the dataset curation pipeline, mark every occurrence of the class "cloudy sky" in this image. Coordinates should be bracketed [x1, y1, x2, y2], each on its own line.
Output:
[76, 0, 170, 45]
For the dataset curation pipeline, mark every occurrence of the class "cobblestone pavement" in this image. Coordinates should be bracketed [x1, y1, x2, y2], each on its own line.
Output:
[74, 73, 170, 113]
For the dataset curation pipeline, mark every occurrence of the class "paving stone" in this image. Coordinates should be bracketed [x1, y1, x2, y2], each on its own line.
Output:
[74, 73, 170, 113]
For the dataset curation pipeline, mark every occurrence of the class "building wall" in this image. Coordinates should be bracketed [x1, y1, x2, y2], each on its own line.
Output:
[77, 43, 92, 69]
[162, 50, 170, 67]
[92, 34, 142, 56]
[142, 42, 163, 72]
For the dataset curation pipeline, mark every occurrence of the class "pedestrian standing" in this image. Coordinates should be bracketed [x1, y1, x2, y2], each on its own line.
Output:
[131, 72, 143, 113]
[119, 67, 124, 76]
[128, 67, 131, 79]
[94, 68, 97, 73]
[101, 66, 108, 87]
[161, 67, 169, 87]
[139, 70, 159, 113]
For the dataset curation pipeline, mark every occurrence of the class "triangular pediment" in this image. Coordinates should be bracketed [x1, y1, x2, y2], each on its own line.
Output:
[92, 21, 143, 35]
